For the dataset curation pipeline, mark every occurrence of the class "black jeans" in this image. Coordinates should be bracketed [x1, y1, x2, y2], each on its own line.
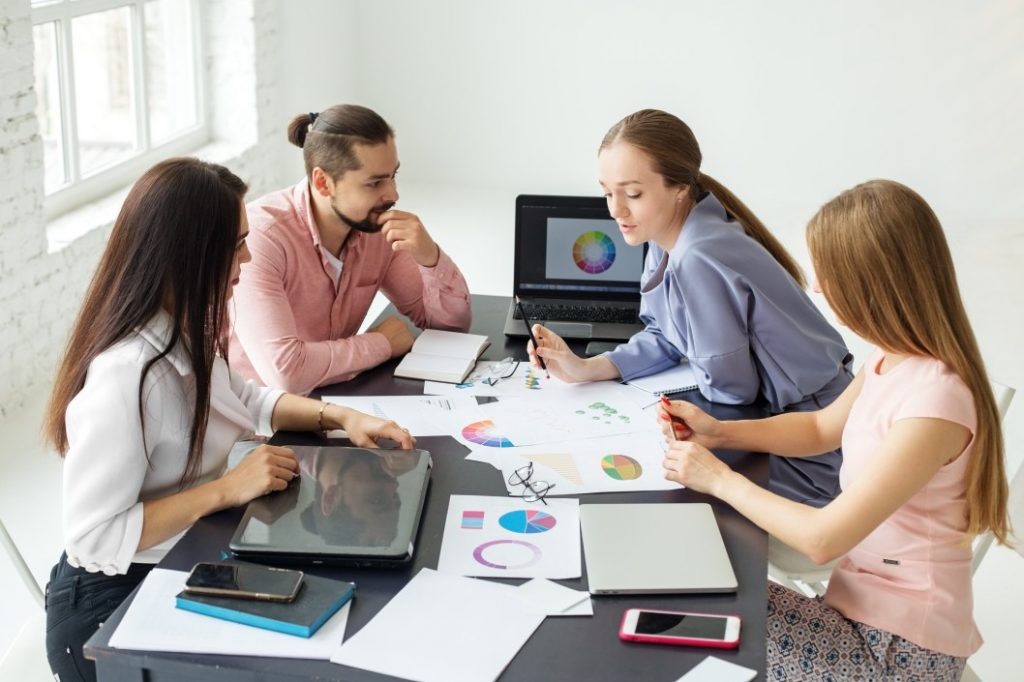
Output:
[45, 553, 153, 682]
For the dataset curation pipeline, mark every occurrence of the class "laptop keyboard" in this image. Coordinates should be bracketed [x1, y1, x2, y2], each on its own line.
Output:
[514, 302, 641, 325]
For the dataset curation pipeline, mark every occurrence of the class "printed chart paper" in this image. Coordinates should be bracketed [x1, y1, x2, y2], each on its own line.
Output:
[438, 495, 581, 579]
[424, 362, 653, 407]
[499, 432, 681, 496]
[322, 394, 477, 436]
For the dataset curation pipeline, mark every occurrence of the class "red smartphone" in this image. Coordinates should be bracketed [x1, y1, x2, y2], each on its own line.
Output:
[619, 608, 741, 649]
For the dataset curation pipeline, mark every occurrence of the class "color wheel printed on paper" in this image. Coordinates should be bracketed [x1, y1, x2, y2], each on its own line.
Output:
[600, 454, 643, 480]
[572, 230, 616, 274]
[461, 419, 515, 447]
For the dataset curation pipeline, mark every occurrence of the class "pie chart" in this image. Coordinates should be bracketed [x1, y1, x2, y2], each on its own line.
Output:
[498, 509, 557, 534]
[572, 231, 616, 274]
[461, 420, 515, 448]
[600, 454, 643, 480]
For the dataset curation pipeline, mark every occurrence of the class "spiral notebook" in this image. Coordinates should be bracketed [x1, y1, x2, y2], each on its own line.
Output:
[626, 362, 699, 395]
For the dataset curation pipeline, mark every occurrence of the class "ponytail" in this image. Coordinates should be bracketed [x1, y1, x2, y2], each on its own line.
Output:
[602, 109, 805, 288]
[699, 173, 806, 287]
[286, 104, 393, 180]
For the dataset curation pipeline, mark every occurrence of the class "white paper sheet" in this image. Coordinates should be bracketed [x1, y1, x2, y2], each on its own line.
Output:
[516, 578, 592, 616]
[499, 432, 681, 496]
[108, 569, 351, 659]
[321, 394, 478, 436]
[438, 495, 581, 579]
[425, 362, 653, 407]
[675, 656, 757, 682]
[331, 568, 545, 682]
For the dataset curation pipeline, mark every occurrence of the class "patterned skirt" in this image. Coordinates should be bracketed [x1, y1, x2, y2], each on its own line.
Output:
[767, 582, 967, 681]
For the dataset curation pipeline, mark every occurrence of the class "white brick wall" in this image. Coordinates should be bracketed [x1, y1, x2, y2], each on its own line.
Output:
[0, 0, 285, 418]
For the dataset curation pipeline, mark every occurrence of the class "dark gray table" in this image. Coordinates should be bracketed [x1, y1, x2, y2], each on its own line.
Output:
[86, 295, 770, 681]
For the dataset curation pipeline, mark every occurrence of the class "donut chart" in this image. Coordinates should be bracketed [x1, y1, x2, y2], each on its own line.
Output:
[572, 231, 616, 274]
[600, 454, 643, 480]
[461, 420, 515, 448]
[498, 509, 557, 534]
[472, 539, 542, 569]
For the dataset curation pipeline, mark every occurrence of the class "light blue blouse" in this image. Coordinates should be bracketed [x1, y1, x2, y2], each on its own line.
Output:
[606, 192, 850, 413]
[605, 192, 852, 505]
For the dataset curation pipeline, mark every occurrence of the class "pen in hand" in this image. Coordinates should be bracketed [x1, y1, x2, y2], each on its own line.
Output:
[516, 295, 550, 379]
[659, 394, 687, 441]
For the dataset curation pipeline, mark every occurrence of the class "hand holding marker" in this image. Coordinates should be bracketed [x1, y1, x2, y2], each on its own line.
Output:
[659, 394, 692, 440]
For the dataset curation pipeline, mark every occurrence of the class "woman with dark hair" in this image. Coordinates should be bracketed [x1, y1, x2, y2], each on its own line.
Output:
[529, 109, 852, 507]
[42, 157, 414, 682]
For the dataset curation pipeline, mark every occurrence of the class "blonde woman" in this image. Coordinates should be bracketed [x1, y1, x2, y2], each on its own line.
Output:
[659, 180, 1010, 679]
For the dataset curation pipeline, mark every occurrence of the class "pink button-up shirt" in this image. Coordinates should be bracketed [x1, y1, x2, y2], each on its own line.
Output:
[228, 181, 472, 395]
[825, 348, 981, 657]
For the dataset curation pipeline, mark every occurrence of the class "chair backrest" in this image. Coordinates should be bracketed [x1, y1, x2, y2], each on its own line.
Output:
[0, 517, 44, 610]
[971, 379, 1017, 574]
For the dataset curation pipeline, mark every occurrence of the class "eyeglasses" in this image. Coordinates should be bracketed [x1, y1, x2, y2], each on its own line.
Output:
[466, 357, 520, 386]
[507, 462, 555, 505]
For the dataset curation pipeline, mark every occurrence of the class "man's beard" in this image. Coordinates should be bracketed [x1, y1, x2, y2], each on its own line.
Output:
[331, 200, 395, 234]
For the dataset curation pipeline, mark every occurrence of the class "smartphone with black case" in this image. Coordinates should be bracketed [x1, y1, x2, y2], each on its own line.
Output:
[184, 562, 304, 602]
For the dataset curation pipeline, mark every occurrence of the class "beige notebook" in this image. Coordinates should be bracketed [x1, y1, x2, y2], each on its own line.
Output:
[393, 330, 490, 383]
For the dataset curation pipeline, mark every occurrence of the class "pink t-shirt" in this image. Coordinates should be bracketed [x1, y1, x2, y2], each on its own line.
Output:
[824, 348, 980, 657]
[228, 181, 472, 395]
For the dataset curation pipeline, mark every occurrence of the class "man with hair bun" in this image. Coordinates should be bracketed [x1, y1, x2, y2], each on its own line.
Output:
[229, 104, 472, 394]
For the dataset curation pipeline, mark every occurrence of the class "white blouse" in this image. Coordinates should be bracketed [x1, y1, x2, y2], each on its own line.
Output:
[62, 310, 284, 574]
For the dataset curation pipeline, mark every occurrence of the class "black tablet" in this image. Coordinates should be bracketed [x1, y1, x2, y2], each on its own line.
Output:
[229, 446, 431, 568]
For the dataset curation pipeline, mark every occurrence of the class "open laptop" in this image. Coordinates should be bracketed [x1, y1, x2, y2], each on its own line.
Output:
[503, 194, 647, 341]
[229, 446, 431, 568]
[580, 503, 737, 594]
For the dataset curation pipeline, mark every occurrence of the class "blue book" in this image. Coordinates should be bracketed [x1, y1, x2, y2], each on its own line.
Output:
[176, 572, 356, 638]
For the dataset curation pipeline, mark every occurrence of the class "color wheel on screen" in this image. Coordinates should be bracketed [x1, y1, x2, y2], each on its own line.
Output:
[461, 420, 515, 447]
[572, 230, 616, 274]
[601, 454, 643, 480]
[498, 509, 557, 534]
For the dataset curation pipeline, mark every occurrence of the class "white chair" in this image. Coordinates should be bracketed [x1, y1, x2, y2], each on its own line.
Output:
[0, 517, 52, 681]
[768, 380, 1017, 599]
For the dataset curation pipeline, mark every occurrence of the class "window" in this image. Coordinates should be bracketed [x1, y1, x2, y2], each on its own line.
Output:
[32, 0, 206, 218]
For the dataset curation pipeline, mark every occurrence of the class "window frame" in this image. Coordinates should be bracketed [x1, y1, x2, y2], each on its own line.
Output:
[31, 0, 208, 219]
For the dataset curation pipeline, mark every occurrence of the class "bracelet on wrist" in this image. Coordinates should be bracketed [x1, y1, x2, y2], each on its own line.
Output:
[317, 402, 328, 433]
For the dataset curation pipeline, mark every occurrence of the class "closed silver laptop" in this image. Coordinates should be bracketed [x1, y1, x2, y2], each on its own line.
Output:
[504, 195, 647, 341]
[580, 503, 738, 594]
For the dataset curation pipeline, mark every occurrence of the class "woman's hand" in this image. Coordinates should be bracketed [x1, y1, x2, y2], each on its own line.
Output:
[528, 324, 603, 383]
[343, 409, 417, 449]
[657, 399, 725, 448]
[662, 441, 733, 497]
[218, 445, 299, 507]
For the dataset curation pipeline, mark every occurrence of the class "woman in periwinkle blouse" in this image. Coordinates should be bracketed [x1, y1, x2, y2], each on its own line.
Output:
[42, 158, 415, 682]
[529, 109, 852, 506]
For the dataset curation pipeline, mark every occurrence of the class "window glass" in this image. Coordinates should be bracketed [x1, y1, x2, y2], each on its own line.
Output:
[145, 0, 198, 144]
[33, 21, 66, 192]
[71, 7, 137, 175]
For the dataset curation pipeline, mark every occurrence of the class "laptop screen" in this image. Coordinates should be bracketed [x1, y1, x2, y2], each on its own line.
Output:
[515, 195, 646, 301]
[230, 446, 431, 560]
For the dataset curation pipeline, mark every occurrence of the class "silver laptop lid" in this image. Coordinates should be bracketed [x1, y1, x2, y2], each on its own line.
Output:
[580, 503, 737, 594]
